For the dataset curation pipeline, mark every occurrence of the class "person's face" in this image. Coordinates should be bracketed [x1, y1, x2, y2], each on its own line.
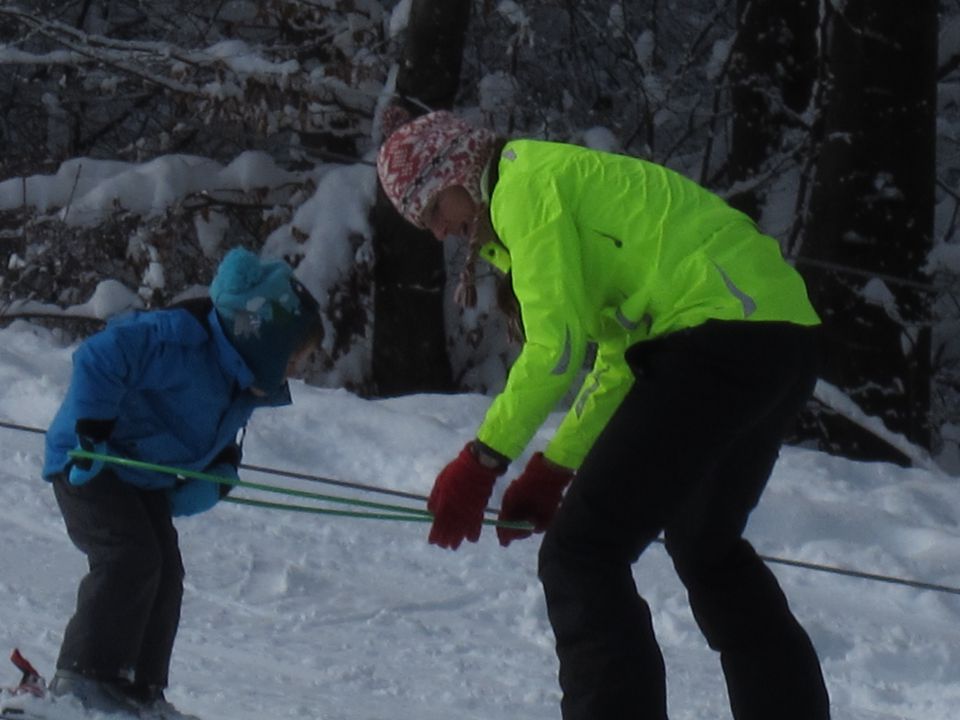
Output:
[249, 336, 320, 397]
[285, 341, 315, 379]
[423, 186, 478, 241]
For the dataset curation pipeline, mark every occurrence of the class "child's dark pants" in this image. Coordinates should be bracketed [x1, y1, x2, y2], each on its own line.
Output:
[53, 470, 183, 690]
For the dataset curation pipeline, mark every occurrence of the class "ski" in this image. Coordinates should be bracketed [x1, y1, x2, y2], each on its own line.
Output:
[2, 650, 204, 720]
[0, 650, 47, 720]
[0, 706, 48, 720]
[5, 650, 45, 699]
[0, 693, 48, 720]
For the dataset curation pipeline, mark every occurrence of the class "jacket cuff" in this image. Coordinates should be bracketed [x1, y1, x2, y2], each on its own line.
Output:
[74, 418, 116, 443]
[470, 440, 510, 472]
[212, 443, 242, 468]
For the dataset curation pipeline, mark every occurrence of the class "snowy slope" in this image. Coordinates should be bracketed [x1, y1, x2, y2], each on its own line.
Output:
[2, 320, 960, 720]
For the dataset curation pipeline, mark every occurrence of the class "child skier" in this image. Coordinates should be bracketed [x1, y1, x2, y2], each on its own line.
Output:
[377, 111, 831, 720]
[40, 247, 322, 719]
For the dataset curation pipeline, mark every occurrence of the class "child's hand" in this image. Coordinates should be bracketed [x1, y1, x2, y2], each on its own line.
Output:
[168, 479, 220, 516]
[168, 464, 236, 517]
[68, 418, 116, 486]
[68, 437, 107, 486]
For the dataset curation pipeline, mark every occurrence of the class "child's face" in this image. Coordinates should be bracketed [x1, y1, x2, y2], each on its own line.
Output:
[285, 342, 315, 380]
[423, 185, 477, 241]
[248, 339, 319, 397]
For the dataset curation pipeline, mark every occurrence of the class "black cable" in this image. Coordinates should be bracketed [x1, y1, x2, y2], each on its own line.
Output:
[0, 419, 44, 435]
[240, 462, 430, 505]
[650, 538, 960, 597]
[3, 417, 960, 598]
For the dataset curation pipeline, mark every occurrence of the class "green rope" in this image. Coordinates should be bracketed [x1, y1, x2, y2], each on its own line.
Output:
[224, 496, 435, 522]
[70, 448, 432, 516]
[69, 448, 534, 531]
[224, 496, 520, 527]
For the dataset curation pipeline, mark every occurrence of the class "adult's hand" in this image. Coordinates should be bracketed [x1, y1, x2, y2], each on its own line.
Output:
[497, 452, 574, 547]
[427, 442, 506, 550]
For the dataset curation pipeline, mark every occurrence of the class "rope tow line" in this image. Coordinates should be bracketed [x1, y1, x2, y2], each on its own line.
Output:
[239, 460, 439, 507]
[1, 419, 503, 517]
[0, 419, 44, 435]
[68, 448, 532, 530]
[226, 496, 433, 523]
[3, 418, 960, 596]
[647, 538, 960, 597]
[70, 448, 433, 517]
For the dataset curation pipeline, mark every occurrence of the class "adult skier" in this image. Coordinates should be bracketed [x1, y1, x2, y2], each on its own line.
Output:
[377, 110, 831, 720]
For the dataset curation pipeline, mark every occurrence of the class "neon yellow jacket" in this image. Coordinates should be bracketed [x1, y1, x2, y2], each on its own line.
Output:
[474, 139, 820, 469]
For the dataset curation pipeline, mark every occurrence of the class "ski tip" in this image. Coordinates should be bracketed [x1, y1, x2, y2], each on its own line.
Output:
[5, 650, 45, 700]
[8, 652, 36, 678]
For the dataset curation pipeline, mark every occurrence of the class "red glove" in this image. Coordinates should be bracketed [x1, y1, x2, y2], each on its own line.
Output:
[497, 452, 574, 547]
[428, 442, 505, 550]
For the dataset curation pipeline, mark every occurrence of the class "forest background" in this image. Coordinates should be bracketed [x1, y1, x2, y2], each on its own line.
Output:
[1, 0, 958, 472]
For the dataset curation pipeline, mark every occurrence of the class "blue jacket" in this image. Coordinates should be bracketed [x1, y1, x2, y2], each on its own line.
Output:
[44, 304, 290, 489]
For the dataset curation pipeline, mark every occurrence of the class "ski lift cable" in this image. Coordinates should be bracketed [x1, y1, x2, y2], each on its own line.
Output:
[3, 418, 960, 597]
[223, 495, 511, 528]
[0, 418, 432, 503]
[67, 447, 438, 519]
[0, 418, 509, 519]
[68, 447, 535, 530]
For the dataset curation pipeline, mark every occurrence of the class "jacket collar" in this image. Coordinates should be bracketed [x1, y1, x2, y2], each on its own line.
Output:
[208, 307, 255, 388]
[477, 142, 512, 275]
[208, 308, 293, 406]
[479, 240, 511, 274]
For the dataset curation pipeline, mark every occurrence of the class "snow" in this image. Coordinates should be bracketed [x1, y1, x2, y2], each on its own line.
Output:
[925, 241, 960, 274]
[579, 126, 621, 154]
[0, 153, 298, 227]
[387, 0, 412, 39]
[3, 281, 144, 322]
[0, 151, 387, 398]
[1, 41, 959, 714]
[496, 1, 530, 31]
[1, 320, 960, 720]
[478, 72, 517, 128]
[6, 145, 950, 469]
[263, 163, 377, 296]
[939, 14, 960, 68]
[204, 40, 300, 78]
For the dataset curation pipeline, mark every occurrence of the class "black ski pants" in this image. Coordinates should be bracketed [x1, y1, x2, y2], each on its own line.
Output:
[538, 320, 830, 720]
[53, 470, 184, 690]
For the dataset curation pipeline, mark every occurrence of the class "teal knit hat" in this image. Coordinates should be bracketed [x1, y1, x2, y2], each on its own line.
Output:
[210, 248, 321, 393]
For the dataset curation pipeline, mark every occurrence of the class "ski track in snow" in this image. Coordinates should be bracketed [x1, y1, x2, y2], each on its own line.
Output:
[2, 323, 960, 719]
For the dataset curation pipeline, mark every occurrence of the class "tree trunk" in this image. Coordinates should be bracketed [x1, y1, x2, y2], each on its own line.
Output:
[371, 0, 471, 396]
[727, 0, 818, 218]
[802, 1, 937, 462]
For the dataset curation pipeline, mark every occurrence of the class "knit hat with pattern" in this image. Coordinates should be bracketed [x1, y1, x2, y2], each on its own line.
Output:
[210, 247, 321, 394]
[376, 111, 497, 229]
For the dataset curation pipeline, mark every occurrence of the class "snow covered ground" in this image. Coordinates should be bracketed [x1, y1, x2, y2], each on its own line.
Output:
[2, 319, 960, 720]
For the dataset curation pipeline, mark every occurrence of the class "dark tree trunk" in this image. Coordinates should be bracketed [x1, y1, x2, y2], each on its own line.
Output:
[371, 0, 472, 396]
[727, 0, 818, 218]
[802, 1, 937, 462]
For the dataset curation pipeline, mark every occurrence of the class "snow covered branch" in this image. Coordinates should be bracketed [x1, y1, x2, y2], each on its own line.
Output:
[0, 3, 383, 139]
[813, 380, 946, 475]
